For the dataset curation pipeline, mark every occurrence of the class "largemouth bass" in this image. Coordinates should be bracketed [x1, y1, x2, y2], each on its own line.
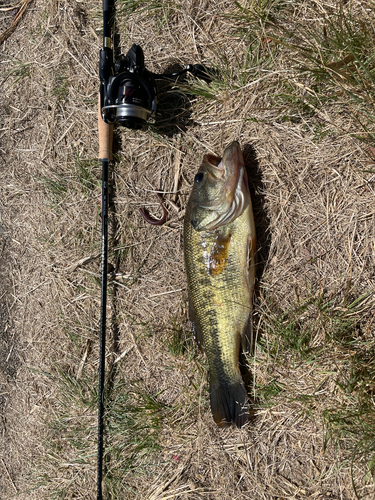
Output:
[184, 141, 256, 428]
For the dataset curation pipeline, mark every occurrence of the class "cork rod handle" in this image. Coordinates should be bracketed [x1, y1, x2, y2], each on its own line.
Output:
[98, 94, 114, 160]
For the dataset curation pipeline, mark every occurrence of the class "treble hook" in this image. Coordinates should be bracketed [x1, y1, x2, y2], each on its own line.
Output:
[139, 193, 168, 225]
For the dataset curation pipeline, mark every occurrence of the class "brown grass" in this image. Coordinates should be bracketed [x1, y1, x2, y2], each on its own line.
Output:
[1, 0, 375, 498]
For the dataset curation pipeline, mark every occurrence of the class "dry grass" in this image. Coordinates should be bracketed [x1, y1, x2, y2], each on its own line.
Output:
[1, 0, 375, 498]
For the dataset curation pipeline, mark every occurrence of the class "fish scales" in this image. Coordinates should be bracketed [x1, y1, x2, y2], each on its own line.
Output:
[184, 141, 256, 428]
[185, 210, 252, 371]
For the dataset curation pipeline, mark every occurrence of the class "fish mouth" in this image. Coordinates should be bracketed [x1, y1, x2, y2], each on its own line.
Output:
[203, 141, 249, 230]
[222, 141, 243, 186]
[203, 154, 224, 179]
[204, 141, 243, 193]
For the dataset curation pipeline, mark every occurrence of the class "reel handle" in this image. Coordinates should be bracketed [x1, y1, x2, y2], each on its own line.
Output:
[98, 93, 114, 160]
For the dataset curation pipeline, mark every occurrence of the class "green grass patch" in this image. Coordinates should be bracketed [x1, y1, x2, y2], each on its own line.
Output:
[4, 59, 33, 85]
[104, 381, 172, 497]
[41, 154, 100, 205]
[36, 362, 174, 498]
[166, 314, 196, 359]
[234, 0, 375, 139]
[51, 67, 69, 103]
[257, 286, 375, 490]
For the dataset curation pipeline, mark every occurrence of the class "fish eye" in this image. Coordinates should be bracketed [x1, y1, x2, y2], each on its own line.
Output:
[194, 172, 204, 183]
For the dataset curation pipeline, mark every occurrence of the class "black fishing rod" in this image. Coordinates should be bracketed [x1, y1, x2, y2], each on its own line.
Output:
[97, 0, 215, 496]
[97, 1, 113, 499]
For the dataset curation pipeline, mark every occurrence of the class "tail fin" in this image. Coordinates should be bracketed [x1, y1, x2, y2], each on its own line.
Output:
[209, 376, 249, 428]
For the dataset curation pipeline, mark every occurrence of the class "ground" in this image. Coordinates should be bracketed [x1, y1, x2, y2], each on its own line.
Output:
[1, 0, 375, 499]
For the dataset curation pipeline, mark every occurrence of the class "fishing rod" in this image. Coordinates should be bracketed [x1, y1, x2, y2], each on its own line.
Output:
[97, 0, 214, 497]
[97, 1, 113, 499]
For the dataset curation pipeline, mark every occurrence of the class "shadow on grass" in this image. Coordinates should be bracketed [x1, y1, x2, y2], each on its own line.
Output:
[240, 143, 271, 408]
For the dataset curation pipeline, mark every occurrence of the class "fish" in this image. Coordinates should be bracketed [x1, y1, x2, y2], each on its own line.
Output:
[183, 141, 256, 428]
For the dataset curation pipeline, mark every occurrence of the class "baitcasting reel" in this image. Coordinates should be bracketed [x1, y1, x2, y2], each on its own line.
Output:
[99, 43, 213, 130]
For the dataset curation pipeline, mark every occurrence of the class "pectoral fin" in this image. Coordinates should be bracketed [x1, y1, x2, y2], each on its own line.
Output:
[209, 232, 231, 276]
